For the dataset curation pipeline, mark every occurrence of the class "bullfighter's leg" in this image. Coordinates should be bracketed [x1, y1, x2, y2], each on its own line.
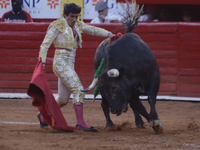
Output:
[55, 78, 71, 107]
[101, 99, 114, 129]
[53, 52, 98, 132]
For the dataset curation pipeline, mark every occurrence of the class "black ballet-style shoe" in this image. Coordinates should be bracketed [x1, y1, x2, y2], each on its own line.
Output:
[76, 124, 98, 132]
[37, 112, 48, 129]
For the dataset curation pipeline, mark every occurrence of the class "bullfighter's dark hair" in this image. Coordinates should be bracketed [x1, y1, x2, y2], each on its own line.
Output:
[63, 3, 81, 16]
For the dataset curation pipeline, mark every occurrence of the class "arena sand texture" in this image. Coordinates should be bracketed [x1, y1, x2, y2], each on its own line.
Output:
[0, 98, 200, 150]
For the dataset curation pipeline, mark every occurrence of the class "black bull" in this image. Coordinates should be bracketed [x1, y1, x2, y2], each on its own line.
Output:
[85, 33, 163, 133]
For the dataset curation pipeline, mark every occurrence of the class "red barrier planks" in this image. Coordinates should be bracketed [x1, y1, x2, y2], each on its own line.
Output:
[0, 31, 45, 40]
[0, 22, 200, 97]
[0, 22, 49, 32]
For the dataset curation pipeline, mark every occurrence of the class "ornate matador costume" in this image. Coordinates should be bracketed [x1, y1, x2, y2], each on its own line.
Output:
[39, 18, 110, 105]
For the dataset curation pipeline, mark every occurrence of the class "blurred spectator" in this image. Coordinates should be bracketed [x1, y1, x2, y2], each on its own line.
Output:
[138, 5, 154, 21]
[90, 2, 122, 23]
[1, 0, 32, 22]
[182, 10, 193, 22]
[159, 7, 172, 21]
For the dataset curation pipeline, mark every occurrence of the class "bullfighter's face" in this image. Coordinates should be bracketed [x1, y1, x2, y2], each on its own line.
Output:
[65, 13, 79, 27]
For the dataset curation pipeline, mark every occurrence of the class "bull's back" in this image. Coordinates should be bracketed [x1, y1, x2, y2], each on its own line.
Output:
[106, 33, 157, 70]
[94, 33, 159, 75]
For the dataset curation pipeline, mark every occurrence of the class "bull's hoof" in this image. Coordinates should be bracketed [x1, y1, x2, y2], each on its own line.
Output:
[149, 120, 163, 133]
[135, 120, 145, 129]
[136, 124, 145, 129]
[106, 124, 121, 131]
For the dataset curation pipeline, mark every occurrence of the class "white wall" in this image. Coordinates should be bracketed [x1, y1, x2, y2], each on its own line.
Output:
[0, 0, 126, 19]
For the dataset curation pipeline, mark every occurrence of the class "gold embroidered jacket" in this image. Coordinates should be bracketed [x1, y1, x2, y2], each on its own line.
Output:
[39, 18, 111, 63]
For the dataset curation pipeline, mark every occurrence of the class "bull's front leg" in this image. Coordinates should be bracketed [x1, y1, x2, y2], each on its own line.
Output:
[130, 104, 145, 128]
[101, 100, 114, 129]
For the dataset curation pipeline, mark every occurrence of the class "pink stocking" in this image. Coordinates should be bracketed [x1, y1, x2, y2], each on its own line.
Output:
[40, 114, 47, 123]
[73, 103, 90, 128]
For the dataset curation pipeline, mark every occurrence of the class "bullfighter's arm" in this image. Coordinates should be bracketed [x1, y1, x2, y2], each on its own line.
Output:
[81, 21, 111, 37]
[39, 26, 59, 63]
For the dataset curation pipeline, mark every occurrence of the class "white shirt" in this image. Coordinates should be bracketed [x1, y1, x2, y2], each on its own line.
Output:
[90, 15, 122, 23]
[138, 13, 153, 21]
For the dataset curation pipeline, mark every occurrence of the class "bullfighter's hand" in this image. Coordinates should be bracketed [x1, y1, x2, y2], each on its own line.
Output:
[107, 33, 115, 38]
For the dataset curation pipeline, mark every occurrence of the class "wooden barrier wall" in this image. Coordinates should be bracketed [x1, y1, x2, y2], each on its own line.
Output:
[0, 22, 200, 97]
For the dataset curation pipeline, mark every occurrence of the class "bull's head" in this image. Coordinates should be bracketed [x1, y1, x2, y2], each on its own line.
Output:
[82, 68, 130, 116]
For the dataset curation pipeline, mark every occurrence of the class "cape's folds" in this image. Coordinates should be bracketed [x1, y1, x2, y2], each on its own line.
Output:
[27, 59, 77, 131]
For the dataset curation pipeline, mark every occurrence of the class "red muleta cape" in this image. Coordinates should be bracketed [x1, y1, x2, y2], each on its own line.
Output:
[27, 59, 77, 131]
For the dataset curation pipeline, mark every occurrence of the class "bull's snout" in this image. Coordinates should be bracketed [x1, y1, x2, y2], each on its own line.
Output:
[110, 103, 128, 116]
[122, 103, 128, 113]
[111, 109, 122, 116]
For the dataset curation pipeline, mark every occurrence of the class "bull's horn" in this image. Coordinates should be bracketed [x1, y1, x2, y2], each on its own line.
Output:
[81, 78, 98, 92]
[107, 69, 119, 77]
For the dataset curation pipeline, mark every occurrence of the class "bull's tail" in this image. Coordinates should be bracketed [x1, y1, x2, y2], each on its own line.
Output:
[118, 0, 144, 33]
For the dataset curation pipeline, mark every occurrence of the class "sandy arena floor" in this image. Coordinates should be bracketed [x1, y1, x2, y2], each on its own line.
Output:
[0, 98, 200, 150]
